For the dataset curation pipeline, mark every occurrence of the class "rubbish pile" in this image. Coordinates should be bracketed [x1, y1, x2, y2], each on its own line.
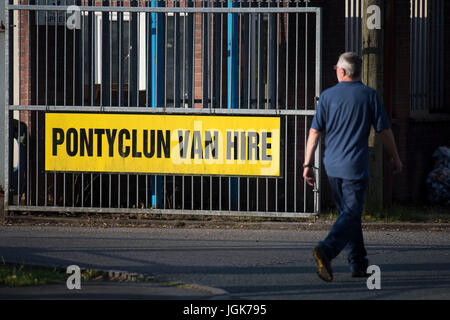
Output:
[426, 146, 450, 206]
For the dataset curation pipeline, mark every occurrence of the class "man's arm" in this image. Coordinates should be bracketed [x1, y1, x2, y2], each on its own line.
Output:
[303, 128, 321, 186]
[378, 128, 403, 174]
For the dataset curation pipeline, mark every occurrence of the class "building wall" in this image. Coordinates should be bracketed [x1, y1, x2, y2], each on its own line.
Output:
[390, 0, 450, 204]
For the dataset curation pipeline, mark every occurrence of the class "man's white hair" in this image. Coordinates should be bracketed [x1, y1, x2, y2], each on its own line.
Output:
[337, 52, 362, 79]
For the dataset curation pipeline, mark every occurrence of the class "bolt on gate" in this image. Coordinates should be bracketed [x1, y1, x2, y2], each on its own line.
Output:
[4, 0, 322, 219]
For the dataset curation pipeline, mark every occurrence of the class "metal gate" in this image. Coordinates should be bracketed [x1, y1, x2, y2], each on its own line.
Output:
[4, 0, 322, 219]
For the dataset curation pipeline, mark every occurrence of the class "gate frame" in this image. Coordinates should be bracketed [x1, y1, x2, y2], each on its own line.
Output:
[3, 3, 322, 220]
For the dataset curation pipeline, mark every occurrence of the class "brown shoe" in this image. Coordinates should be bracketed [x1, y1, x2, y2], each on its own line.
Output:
[313, 247, 333, 282]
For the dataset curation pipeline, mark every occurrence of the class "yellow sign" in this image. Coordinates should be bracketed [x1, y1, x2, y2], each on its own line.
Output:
[45, 113, 280, 177]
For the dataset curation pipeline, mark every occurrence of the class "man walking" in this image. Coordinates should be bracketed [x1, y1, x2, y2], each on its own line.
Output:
[303, 52, 403, 282]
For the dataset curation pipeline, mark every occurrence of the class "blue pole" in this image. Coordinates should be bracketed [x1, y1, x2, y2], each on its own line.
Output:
[228, 0, 239, 210]
[151, 0, 163, 208]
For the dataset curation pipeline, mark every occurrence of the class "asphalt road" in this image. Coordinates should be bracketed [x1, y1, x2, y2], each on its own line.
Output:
[0, 226, 449, 300]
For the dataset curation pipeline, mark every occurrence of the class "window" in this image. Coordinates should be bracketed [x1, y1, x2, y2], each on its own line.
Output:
[81, 10, 188, 106]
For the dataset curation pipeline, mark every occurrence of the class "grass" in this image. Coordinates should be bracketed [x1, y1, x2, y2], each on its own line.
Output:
[0, 261, 110, 287]
[0, 262, 66, 287]
[321, 204, 450, 223]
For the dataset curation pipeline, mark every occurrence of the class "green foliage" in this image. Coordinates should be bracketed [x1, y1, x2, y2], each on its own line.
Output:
[0, 263, 66, 287]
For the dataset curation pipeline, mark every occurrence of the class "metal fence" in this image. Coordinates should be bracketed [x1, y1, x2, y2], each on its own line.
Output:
[4, 0, 322, 218]
[410, 0, 445, 114]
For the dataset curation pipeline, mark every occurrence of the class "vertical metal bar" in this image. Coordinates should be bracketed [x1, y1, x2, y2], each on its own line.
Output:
[219, 1, 223, 211]
[238, 2, 241, 211]
[210, 5, 213, 111]
[413, 0, 417, 110]
[192, 9, 195, 108]
[64, 1, 67, 106]
[174, 2, 179, 107]
[130, 1, 137, 107]
[201, 175, 203, 210]
[53, 3, 58, 207]
[18, 12, 21, 205]
[423, 0, 428, 111]
[183, 1, 186, 108]
[110, 3, 112, 108]
[228, 175, 231, 211]
[81, 5, 85, 107]
[409, 0, 413, 111]
[247, 6, 251, 211]
[247, 11, 251, 110]
[200, 3, 206, 210]
[438, 0, 442, 110]
[257, 1, 261, 109]
[303, 9, 309, 213]
[418, 0, 423, 110]
[102, 0, 110, 107]
[81, 173, 84, 207]
[35, 5, 39, 206]
[44, 2, 48, 207]
[116, 178, 121, 212]
[90, 173, 93, 207]
[107, 2, 112, 209]
[118, 174, 120, 208]
[54, 5, 57, 107]
[145, 174, 148, 208]
[256, 0, 262, 212]
[164, 175, 167, 209]
[128, 6, 131, 107]
[191, 8, 195, 208]
[137, 8, 141, 107]
[3, 0, 9, 211]
[219, 3, 222, 110]
[165, 10, 168, 108]
[109, 173, 111, 208]
[209, 1, 213, 210]
[100, 173, 102, 208]
[429, 0, 434, 110]
[26, 8, 30, 206]
[90, 0, 94, 107]
[238, 3, 241, 110]
[358, 0, 362, 56]
[118, 1, 122, 107]
[284, 119, 287, 212]
[209, 0, 213, 211]
[182, 173, 184, 210]
[72, 173, 74, 207]
[276, 1, 279, 111]
[314, 7, 322, 214]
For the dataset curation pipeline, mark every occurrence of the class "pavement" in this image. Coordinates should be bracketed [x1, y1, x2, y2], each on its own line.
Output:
[0, 221, 449, 300]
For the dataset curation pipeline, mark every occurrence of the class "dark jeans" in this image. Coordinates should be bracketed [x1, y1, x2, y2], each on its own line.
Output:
[318, 176, 369, 272]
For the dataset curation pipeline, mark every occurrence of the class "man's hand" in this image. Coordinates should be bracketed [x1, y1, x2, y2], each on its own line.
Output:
[303, 128, 321, 187]
[303, 167, 315, 187]
[379, 129, 403, 175]
[392, 158, 403, 174]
